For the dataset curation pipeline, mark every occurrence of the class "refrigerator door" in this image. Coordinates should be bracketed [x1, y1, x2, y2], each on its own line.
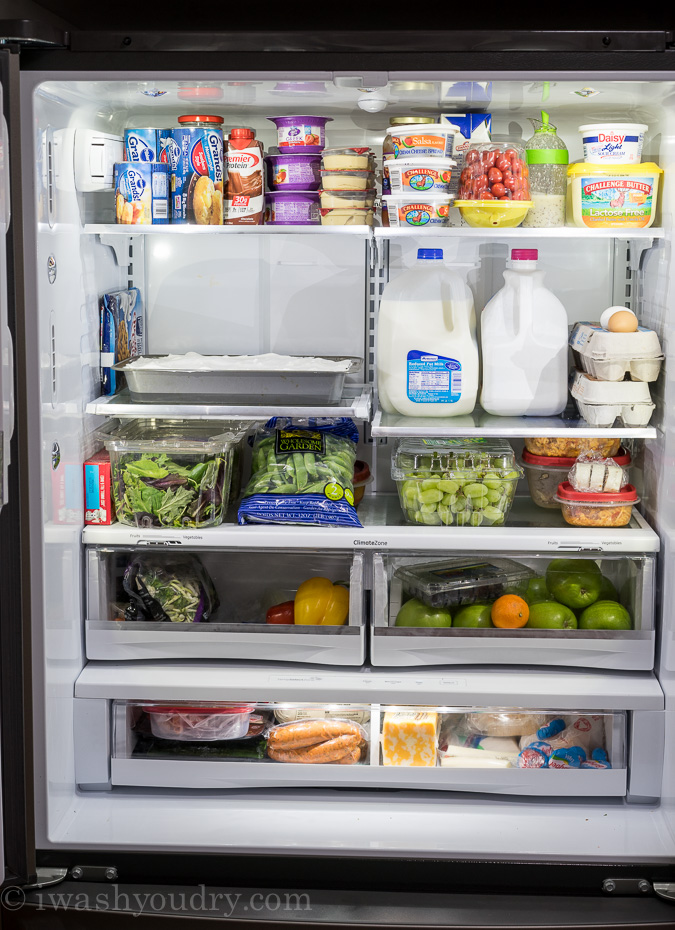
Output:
[0, 63, 12, 509]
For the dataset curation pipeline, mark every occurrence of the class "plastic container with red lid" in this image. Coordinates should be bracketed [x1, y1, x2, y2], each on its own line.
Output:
[144, 703, 256, 741]
[522, 447, 632, 510]
[177, 114, 224, 125]
[555, 481, 639, 528]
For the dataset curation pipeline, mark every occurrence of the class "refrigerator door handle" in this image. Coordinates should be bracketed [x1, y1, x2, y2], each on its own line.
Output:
[654, 883, 675, 904]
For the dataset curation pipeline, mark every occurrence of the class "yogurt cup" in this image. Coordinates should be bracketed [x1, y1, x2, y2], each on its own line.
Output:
[579, 123, 647, 164]
[385, 157, 455, 194]
[320, 207, 374, 226]
[267, 115, 332, 155]
[384, 124, 456, 160]
[320, 189, 375, 209]
[382, 194, 454, 228]
[265, 153, 322, 191]
[322, 147, 371, 170]
[320, 170, 374, 191]
[264, 190, 320, 225]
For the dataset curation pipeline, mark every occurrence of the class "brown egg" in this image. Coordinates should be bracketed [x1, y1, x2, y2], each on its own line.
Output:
[608, 310, 638, 333]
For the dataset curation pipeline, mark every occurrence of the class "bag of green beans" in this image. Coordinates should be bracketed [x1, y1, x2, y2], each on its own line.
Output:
[238, 418, 362, 528]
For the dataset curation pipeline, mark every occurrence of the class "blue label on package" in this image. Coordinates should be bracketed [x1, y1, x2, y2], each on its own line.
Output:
[407, 350, 461, 404]
[170, 127, 224, 224]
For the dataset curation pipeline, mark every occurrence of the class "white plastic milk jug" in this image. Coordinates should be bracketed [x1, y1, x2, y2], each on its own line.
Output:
[377, 248, 479, 417]
[480, 248, 568, 417]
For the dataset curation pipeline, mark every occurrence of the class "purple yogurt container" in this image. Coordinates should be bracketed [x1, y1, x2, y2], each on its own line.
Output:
[266, 115, 333, 155]
[265, 153, 322, 192]
[264, 191, 320, 225]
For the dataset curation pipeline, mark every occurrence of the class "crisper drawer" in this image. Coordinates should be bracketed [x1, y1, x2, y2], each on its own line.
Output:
[86, 547, 365, 665]
[101, 701, 635, 798]
[371, 552, 655, 670]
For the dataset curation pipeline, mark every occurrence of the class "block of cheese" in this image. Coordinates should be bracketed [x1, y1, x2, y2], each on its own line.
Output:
[382, 711, 438, 767]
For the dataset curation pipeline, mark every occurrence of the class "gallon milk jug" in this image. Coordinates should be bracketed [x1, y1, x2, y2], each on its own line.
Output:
[377, 248, 479, 417]
[481, 248, 568, 416]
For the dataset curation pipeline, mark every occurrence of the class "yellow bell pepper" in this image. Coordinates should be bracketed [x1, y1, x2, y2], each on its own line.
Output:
[294, 577, 349, 626]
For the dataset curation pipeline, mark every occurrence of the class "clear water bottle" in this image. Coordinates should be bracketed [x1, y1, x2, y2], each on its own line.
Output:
[522, 111, 568, 227]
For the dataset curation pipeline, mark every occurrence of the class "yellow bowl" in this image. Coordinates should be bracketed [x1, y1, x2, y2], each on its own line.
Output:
[455, 199, 533, 228]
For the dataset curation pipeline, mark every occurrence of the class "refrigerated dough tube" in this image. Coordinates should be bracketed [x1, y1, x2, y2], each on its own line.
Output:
[267, 734, 361, 764]
[268, 718, 364, 751]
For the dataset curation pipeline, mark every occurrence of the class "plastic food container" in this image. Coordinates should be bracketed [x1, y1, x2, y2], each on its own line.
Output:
[322, 148, 371, 170]
[569, 321, 664, 382]
[455, 199, 533, 228]
[457, 144, 531, 200]
[320, 207, 374, 226]
[556, 482, 639, 527]
[578, 123, 647, 164]
[571, 370, 655, 428]
[145, 704, 256, 741]
[384, 124, 456, 159]
[266, 115, 332, 154]
[352, 459, 372, 508]
[385, 158, 455, 194]
[382, 194, 454, 228]
[523, 437, 621, 458]
[391, 438, 523, 527]
[319, 189, 375, 209]
[264, 190, 320, 225]
[395, 557, 535, 609]
[320, 170, 374, 191]
[566, 163, 662, 229]
[100, 418, 243, 529]
[265, 153, 322, 191]
[522, 447, 632, 510]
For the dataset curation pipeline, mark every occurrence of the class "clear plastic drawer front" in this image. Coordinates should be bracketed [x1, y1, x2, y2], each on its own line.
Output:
[371, 552, 655, 670]
[107, 700, 627, 797]
[86, 547, 365, 665]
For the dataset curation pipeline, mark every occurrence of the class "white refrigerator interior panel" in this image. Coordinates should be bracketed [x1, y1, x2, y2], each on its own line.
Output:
[43, 792, 675, 864]
[74, 662, 664, 710]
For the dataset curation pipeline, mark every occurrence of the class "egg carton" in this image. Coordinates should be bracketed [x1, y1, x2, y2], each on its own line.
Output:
[571, 369, 652, 405]
[570, 322, 664, 383]
[573, 398, 655, 429]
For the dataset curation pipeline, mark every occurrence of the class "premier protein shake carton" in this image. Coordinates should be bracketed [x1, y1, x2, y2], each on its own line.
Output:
[440, 113, 492, 194]
[224, 127, 265, 225]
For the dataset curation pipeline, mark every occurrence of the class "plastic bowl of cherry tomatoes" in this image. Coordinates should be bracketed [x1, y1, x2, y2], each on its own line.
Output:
[455, 143, 533, 228]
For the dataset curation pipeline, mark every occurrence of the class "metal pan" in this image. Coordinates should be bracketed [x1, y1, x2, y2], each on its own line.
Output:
[113, 355, 363, 405]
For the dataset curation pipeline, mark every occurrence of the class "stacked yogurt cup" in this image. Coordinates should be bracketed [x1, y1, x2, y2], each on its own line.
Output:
[264, 115, 333, 225]
[382, 123, 458, 228]
[319, 147, 377, 226]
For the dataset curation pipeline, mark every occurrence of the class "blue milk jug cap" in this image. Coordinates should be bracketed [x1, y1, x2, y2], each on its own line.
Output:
[417, 248, 443, 260]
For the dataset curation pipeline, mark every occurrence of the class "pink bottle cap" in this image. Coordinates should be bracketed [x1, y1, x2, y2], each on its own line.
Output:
[511, 249, 538, 260]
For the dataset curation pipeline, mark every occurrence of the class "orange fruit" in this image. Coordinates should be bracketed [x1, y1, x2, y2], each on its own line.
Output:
[491, 594, 529, 629]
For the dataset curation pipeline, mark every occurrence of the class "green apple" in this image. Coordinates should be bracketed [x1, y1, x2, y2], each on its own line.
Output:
[579, 600, 632, 631]
[453, 603, 493, 628]
[526, 601, 578, 630]
[523, 576, 552, 605]
[395, 598, 452, 628]
[598, 575, 619, 601]
[546, 558, 602, 610]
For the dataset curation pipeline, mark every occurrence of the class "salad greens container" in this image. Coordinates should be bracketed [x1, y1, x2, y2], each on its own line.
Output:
[100, 419, 251, 529]
[391, 438, 523, 527]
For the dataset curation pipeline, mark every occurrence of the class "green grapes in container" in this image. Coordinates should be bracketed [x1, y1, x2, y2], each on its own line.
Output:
[391, 437, 523, 527]
[522, 111, 569, 227]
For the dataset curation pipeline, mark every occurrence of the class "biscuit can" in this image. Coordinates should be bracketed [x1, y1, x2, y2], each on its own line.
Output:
[170, 116, 225, 225]
[114, 162, 169, 225]
[124, 129, 171, 163]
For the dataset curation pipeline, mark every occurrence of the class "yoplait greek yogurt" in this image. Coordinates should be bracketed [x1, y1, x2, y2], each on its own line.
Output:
[578, 122, 647, 165]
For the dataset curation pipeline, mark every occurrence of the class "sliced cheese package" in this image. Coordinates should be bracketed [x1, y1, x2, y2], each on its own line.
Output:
[382, 711, 439, 767]
[568, 453, 627, 494]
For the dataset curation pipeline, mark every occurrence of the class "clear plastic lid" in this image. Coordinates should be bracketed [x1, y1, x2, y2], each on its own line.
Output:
[391, 437, 520, 480]
[99, 419, 250, 454]
[395, 558, 535, 608]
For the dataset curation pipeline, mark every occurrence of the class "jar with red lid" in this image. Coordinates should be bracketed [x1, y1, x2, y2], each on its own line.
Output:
[144, 703, 256, 741]
[555, 482, 639, 527]
[176, 114, 224, 126]
[522, 447, 632, 510]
